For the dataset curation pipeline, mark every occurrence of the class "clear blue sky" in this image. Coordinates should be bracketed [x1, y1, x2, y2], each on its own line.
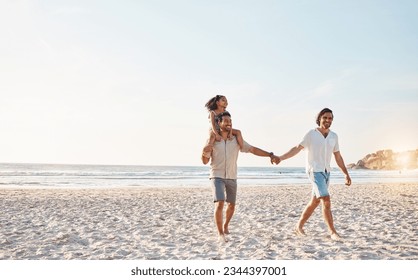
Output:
[1, 0, 417, 167]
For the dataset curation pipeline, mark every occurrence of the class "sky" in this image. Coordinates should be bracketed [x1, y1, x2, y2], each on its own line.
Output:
[1, 0, 417, 167]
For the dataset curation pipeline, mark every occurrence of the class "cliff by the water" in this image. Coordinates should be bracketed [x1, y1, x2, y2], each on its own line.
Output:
[348, 149, 418, 170]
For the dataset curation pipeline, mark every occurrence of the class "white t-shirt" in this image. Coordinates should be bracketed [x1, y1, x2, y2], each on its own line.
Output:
[299, 128, 340, 172]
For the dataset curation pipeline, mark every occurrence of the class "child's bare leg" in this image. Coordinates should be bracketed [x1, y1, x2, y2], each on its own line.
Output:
[232, 129, 243, 149]
[208, 131, 216, 145]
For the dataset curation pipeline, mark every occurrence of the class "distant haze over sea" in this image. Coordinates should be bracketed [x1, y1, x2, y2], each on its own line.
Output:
[1, 163, 417, 189]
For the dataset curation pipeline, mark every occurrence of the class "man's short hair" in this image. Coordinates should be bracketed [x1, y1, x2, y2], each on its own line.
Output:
[316, 108, 333, 125]
[216, 111, 231, 123]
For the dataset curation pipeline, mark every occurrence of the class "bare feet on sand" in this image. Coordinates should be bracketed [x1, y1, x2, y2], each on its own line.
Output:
[223, 226, 230, 235]
[294, 226, 307, 236]
[218, 234, 228, 243]
[330, 233, 342, 241]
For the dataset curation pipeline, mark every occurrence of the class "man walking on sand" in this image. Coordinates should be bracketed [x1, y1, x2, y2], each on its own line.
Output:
[275, 108, 351, 240]
[201, 111, 279, 242]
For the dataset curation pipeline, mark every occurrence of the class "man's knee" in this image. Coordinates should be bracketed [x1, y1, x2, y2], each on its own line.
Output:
[226, 202, 235, 210]
[309, 197, 321, 207]
[215, 201, 225, 210]
[320, 196, 331, 209]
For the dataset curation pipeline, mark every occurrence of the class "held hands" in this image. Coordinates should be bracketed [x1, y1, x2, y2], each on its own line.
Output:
[270, 155, 281, 165]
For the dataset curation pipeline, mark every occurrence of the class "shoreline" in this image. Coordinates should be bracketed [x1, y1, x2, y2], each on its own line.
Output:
[2, 163, 418, 189]
[1, 179, 418, 190]
[1, 183, 417, 260]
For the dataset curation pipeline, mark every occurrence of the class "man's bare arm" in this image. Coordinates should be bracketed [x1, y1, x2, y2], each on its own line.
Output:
[278, 145, 304, 161]
[334, 151, 351, 186]
[201, 144, 212, 165]
[248, 146, 279, 164]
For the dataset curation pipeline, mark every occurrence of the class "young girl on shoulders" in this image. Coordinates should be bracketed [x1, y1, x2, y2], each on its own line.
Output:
[205, 95, 243, 148]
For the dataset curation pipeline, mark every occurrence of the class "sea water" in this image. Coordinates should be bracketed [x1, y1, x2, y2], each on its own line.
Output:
[0, 163, 417, 189]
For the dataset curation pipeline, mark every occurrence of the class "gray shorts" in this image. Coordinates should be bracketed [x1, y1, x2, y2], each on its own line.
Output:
[211, 178, 237, 204]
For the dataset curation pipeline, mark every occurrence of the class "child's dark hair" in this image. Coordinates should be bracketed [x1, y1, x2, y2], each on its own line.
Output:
[316, 108, 333, 125]
[216, 111, 231, 123]
[205, 95, 224, 111]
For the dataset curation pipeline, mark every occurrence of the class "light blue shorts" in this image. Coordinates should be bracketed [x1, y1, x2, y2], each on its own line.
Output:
[308, 171, 330, 198]
[211, 178, 237, 204]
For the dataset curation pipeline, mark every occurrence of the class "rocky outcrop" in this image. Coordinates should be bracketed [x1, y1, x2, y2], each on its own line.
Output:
[349, 149, 418, 170]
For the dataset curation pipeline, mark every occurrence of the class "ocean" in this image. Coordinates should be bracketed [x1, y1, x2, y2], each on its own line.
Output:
[0, 163, 417, 189]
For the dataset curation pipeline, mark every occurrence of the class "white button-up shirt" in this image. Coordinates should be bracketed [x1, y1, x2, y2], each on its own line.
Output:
[299, 129, 340, 172]
[209, 137, 252, 179]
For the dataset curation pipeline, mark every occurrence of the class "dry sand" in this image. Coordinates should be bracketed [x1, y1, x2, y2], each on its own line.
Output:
[0, 183, 417, 260]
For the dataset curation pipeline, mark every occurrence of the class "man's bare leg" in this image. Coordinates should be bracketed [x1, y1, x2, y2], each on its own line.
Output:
[223, 202, 235, 234]
[296, 196, 320, 235]
[321, 196, 340, 240]
[214, 201, 227, 242]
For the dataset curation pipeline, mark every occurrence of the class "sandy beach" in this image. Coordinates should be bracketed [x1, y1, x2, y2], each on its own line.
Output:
[0, 183, 417, 260]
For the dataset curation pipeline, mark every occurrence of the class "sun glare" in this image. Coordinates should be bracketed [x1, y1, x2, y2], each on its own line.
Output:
[396, 153, 412, 170]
